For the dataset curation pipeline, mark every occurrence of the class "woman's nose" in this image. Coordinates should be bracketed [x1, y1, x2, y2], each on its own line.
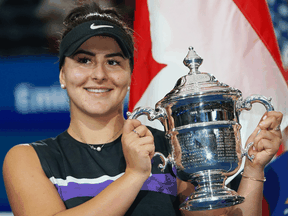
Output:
[91, 64, 107, 81]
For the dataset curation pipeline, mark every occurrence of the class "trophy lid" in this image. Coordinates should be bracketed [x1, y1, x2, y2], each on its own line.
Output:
[159, 47, 241, 106]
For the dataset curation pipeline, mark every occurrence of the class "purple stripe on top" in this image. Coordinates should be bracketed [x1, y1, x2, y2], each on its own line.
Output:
[141, 173, 177, 196]
[54, 173, 177, 202]
[56, 180, 114, 202]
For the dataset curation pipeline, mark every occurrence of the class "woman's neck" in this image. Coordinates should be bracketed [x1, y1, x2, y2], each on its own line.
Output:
[67, 110, 125, 145]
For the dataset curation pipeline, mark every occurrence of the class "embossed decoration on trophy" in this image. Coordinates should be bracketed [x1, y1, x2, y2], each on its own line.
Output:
[127, 47, 274, 211]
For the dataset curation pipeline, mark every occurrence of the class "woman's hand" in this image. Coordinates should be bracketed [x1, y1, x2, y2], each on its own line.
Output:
[231, 111, 283, 216]
[244, 111, 283, 173]
[121, 119, 155, 179]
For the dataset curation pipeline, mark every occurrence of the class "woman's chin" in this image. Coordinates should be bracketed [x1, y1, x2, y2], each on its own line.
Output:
[86, 107, 123, 118]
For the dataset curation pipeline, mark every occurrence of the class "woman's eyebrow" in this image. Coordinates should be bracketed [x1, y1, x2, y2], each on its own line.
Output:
[105, 52, 125, 59]
[72, 50, 125, 59]
[72, 49, 95, 57]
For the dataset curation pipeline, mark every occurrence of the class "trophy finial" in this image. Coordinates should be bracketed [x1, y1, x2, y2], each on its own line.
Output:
[183, 47, 203, 74]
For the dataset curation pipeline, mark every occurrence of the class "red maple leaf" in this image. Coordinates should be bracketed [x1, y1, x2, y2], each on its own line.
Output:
[129, 0, 167, 111]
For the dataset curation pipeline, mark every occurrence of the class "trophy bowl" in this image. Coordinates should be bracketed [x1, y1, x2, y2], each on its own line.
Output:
[127, 47, 274, 211]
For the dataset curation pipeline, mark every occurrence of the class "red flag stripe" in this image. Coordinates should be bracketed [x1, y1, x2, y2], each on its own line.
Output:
[233, 0, 288, 82]
[129, 0, 167, 111]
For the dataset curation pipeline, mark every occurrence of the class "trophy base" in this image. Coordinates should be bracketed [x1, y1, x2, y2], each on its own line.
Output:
[179, 187, 244, 211]
[179, 170, 245, 211]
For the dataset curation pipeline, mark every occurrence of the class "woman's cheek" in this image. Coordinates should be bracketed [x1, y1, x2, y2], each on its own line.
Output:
[70, 69, 89, 85]
[113, 73, 129, 85]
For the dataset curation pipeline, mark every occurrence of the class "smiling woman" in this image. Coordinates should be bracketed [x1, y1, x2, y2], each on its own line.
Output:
[3, 2, 180, 216]
[60, 36, 131, 118]
[2, 1, 284, 216]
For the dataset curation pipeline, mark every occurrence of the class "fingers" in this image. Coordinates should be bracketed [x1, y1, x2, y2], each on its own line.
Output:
[122, 120, 155, 177]
[124, 119, 153, 138]
[132, 125, 153, 138]
[122, 119, 155, 156]
[253, 129, 281, 152]
[258, 111, 283, 133]
[123, 119, 142, 134]
[135, 137, 155, 159]
[245, 111, 283, 170]
[124, 135, 155, 152]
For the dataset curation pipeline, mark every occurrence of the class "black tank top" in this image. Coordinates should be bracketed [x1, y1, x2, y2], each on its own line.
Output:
[30, 126, 181, 216]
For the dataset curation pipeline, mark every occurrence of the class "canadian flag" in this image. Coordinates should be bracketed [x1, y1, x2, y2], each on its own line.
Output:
[129, 0, 288, 148]
[129, 0, 288, 214]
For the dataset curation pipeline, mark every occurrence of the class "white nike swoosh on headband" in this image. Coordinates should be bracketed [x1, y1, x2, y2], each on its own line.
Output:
[90, 24, 114, 30]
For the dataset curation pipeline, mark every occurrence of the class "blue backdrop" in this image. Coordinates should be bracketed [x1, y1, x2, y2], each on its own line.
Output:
[0, 55, 70, 211]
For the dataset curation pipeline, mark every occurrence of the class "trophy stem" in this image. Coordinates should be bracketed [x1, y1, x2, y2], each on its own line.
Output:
[180, 169, 244, 211]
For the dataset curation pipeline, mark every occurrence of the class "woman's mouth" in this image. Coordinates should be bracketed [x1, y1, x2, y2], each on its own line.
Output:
[85, 88, 112, 93]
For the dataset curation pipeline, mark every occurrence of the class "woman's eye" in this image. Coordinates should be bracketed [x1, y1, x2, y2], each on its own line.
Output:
[77, 57, 91, 64]
[107, 60, 120, 66]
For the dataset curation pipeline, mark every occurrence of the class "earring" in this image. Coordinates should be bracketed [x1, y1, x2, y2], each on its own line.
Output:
[61, 84, 65, 89]
[127, 86, 130, 91]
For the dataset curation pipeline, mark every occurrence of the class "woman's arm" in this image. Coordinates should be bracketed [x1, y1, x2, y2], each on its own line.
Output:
[3, 119, 154, 216]
[229, 111, 283, 216]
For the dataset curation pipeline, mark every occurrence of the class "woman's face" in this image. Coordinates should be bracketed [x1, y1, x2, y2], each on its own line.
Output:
[60, 36, 131, 118]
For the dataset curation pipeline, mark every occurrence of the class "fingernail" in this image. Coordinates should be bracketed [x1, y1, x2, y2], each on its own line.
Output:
[253, 146, 256, 151]
[263, 115, 267, 120]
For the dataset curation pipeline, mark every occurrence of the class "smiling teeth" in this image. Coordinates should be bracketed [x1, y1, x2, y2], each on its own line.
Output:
[86, 89, 110, 93]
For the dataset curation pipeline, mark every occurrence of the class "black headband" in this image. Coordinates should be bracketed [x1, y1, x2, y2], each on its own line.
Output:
[59, 20, 134, 70]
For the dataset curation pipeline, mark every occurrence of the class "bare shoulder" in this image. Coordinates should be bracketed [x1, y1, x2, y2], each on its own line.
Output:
[4, 143, 38, 164]
[3, 144, 42, 179]
[3, 144, 66, 216]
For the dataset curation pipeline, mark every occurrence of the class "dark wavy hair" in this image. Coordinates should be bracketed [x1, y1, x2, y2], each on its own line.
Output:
[59, 2, 134, 70]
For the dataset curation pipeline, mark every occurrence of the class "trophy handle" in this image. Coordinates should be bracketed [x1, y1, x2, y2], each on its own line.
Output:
[241, 136, 256, 161]
[127, 107, 169, 172]
[237, 94, 274, 161]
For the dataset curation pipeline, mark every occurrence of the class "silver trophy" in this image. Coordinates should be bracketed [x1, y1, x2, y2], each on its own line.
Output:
[127, 47, 274, 211]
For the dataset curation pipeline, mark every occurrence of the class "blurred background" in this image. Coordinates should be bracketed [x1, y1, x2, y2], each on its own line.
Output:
[0, 0, 287, 214]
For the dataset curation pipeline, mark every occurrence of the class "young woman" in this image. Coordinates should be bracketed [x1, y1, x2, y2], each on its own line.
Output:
[3, 2, 283, 216]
